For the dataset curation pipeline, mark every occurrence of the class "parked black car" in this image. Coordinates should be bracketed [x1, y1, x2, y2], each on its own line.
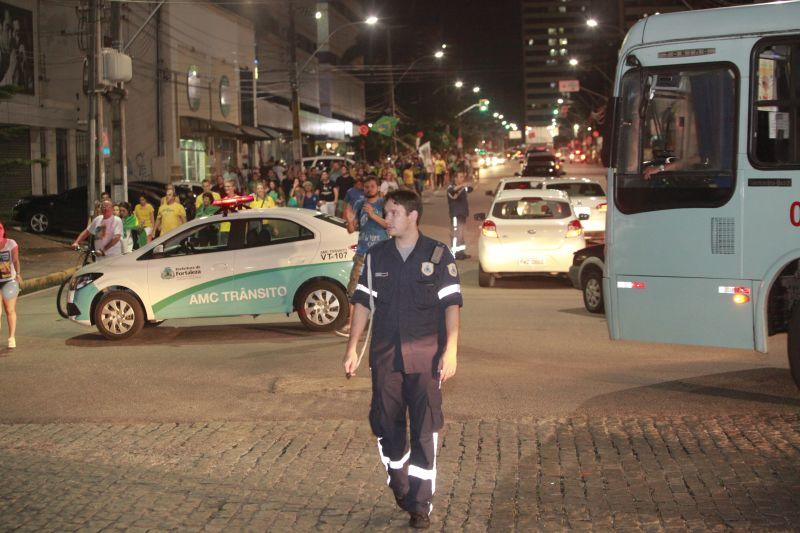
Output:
[568, 244, 605, 314]
[12, 183, 162, 234]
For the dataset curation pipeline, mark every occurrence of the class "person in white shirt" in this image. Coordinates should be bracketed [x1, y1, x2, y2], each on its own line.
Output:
[71, 200, 123, 259]
[379, 168, 399, 197]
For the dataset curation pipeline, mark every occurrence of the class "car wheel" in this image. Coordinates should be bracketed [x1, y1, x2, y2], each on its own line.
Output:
[28, 212, 49, 233]
[582, 268, 604, 314]
[297, 280, 348, 332]
[94, 291, 145, 340]
[478, 264, 495, 288]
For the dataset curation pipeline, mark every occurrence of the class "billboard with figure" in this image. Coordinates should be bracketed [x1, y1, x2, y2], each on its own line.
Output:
[0, 1, 34, 94]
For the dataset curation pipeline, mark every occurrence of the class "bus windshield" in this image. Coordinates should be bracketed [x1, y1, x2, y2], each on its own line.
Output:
[614, 65, 737, 214]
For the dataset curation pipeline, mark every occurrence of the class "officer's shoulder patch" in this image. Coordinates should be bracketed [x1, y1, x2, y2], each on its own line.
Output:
[421, 262, 434, 276]
[430, 243, 446, 264]
[448, 263, 458, 277]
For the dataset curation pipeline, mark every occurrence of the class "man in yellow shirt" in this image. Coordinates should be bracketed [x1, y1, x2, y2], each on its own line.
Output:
[133, 195, 155, 241]
[154, 189, 186, 237]
[195, 178, 221, 209]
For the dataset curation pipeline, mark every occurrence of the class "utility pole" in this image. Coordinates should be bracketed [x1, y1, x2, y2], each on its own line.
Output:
[87, 0, 97, 212]
[95, 0, 106, 197]
[111, 0, 127, 201]
[386, 28, 397, 156]
[287, 0, 302, 163]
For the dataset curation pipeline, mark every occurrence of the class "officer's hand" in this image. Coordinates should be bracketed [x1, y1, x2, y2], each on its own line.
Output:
[439, 349, 457, 383]
[343, 348, 359, 378]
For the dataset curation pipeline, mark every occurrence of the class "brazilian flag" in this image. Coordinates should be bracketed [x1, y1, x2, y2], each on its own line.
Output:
[371, 115, 399, 137]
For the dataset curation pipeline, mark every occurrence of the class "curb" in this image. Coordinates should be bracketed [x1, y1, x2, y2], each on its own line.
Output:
[20, 268, 79, 295]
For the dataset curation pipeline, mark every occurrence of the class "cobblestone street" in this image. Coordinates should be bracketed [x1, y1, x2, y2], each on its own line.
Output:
[2, 415, 798, 531]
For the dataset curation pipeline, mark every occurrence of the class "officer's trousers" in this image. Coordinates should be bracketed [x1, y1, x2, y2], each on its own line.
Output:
[370, 367, 443, 515]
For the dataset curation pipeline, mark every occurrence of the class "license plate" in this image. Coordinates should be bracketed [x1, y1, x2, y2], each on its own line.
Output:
[574, 206, 591, 217]
[518, 256, 544, 265]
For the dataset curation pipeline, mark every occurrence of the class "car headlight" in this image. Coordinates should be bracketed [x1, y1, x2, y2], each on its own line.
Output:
[70, 272, 103, 291]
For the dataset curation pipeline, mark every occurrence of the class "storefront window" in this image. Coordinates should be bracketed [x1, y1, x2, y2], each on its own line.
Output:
[187, 66, 202, 111]
[180, 139, 207, 182]
[220, 75, 231, 117]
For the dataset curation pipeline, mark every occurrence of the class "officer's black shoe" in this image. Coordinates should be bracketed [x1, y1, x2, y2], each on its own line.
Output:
[408, 512, 430, 529]
[394, 494, 409, 511]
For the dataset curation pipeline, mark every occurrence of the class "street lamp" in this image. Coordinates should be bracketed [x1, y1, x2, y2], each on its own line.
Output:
[315, 10, 322, 19]
[454, 80, 463, 88]
[498, 114, 504, 120]
[434, 50, 444, 59]
[557, 98, 564, 104]
[492, 112, 499, 118]
[569, 58, 579, 67]
[472, 86, 480, 93]
[586, 18, 598, 28]
[441, 43, 448, 49]
[395, 50, 445, 86]
[365, 15, 378, 25]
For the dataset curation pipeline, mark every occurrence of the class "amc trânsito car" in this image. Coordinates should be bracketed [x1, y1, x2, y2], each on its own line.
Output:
[66, 208, 356, 340]
[475, 189, 586, 287]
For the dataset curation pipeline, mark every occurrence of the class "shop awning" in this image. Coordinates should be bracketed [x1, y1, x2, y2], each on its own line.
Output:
[260, 126, 284, 139]
[240, 125, 271, 140]
[180, 116, 211, 138]
[210, 120, 242, 137]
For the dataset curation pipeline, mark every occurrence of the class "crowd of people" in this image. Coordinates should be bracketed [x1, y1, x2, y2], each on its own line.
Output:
[68, 149, 477, 261]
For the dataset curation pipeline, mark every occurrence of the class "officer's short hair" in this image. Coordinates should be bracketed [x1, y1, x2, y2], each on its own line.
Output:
[385, 189, 422, 223]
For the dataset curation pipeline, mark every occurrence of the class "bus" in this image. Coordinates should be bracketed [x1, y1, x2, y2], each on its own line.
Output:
[604, 1, 800, 387]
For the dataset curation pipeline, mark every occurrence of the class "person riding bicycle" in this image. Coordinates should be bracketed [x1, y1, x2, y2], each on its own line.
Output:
[72, 200, 123, 259]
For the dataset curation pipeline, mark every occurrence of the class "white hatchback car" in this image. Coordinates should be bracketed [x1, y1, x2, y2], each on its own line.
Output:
[476, 189, 586, 287]
[66, 207, 357, 340]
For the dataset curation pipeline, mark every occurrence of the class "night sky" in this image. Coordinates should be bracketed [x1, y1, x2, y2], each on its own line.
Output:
[364, 0, 523, 129]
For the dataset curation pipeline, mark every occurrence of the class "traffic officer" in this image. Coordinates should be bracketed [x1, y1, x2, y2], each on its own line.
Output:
[343, 189, 462, 529]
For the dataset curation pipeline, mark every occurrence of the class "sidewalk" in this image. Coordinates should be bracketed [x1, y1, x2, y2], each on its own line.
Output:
[1, 415, 798, 531]
[7, 228, 80, 293]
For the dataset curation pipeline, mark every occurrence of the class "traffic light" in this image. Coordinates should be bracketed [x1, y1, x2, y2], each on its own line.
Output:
[478, 98, 489, 112]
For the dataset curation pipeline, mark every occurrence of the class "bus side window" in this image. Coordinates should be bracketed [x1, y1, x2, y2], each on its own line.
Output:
[751, 40, 800, 167]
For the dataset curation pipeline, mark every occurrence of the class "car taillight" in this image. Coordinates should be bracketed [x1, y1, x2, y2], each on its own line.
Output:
[481, 220, 498, 238]
[580, 154, 586, 161]
[598, 202, 607, 212]
[349, 244, 358, 252]
[566, 219, 583, 238]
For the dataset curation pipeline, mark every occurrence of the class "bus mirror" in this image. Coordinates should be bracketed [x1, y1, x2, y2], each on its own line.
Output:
[625, 54, 641, 67]
[153, 244, 164, 256]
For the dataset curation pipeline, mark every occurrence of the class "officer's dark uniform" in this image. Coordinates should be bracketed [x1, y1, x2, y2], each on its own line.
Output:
[351, 233, 463, 516]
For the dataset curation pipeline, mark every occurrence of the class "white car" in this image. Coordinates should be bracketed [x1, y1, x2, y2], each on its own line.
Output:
[475, 189, 586, 287]
[489, 177, 606, 240]
[536, 178, 606, 239]
[66, 207, 357, 340]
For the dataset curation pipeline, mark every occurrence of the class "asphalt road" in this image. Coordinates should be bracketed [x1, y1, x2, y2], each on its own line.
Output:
[1, 162, 798, 423]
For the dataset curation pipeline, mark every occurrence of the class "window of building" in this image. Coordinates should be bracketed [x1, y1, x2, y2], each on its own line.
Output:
[549, 49, 557, 57]
[560, 48, 568, 56]
[558, 6, 566, 13]
[750, 39, 800, 168]
[559, 38, 568, 45]
[187, 66, 202, 111]
[180, 139, 207, 182]
[548, 28, 557, 35]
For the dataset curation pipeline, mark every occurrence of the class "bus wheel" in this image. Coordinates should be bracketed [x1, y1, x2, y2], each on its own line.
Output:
[297, 281, 348, 332]
[788, 304, 800, 388]
[94, 291, 144, 340]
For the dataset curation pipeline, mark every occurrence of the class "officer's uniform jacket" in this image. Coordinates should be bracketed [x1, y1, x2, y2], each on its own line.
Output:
[351, 234, 463, 375]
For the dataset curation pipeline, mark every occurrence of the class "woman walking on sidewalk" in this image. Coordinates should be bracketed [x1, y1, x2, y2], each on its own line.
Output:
[0, 220, 21, 349]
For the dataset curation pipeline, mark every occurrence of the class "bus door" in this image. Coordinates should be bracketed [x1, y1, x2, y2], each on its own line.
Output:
[606, 51, 755, 350]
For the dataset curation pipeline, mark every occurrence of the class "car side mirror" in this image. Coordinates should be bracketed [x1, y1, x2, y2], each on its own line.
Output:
[485, 190, 494, 196]
[153, 244, 164, 256]
[579, 214, 590, 220]
[474, 213, 486, 222]
[514, 172, 520, 177]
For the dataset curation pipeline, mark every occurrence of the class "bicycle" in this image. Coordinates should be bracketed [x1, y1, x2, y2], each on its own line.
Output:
[56, 239, 97, 319]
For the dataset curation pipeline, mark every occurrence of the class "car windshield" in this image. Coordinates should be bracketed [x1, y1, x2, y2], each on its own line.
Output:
[492, 198, 571, 219]
[547, 183, 605, 197]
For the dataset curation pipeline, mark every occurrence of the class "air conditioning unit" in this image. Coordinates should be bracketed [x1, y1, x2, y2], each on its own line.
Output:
[102, 48, 132, 84]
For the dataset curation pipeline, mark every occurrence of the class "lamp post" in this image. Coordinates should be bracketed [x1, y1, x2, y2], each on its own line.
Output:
[288, 6, 378, 162]
[390, 50, 445, 155]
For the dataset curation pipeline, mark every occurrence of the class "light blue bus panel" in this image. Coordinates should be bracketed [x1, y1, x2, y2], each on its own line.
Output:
[615, 276, 754, 350]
